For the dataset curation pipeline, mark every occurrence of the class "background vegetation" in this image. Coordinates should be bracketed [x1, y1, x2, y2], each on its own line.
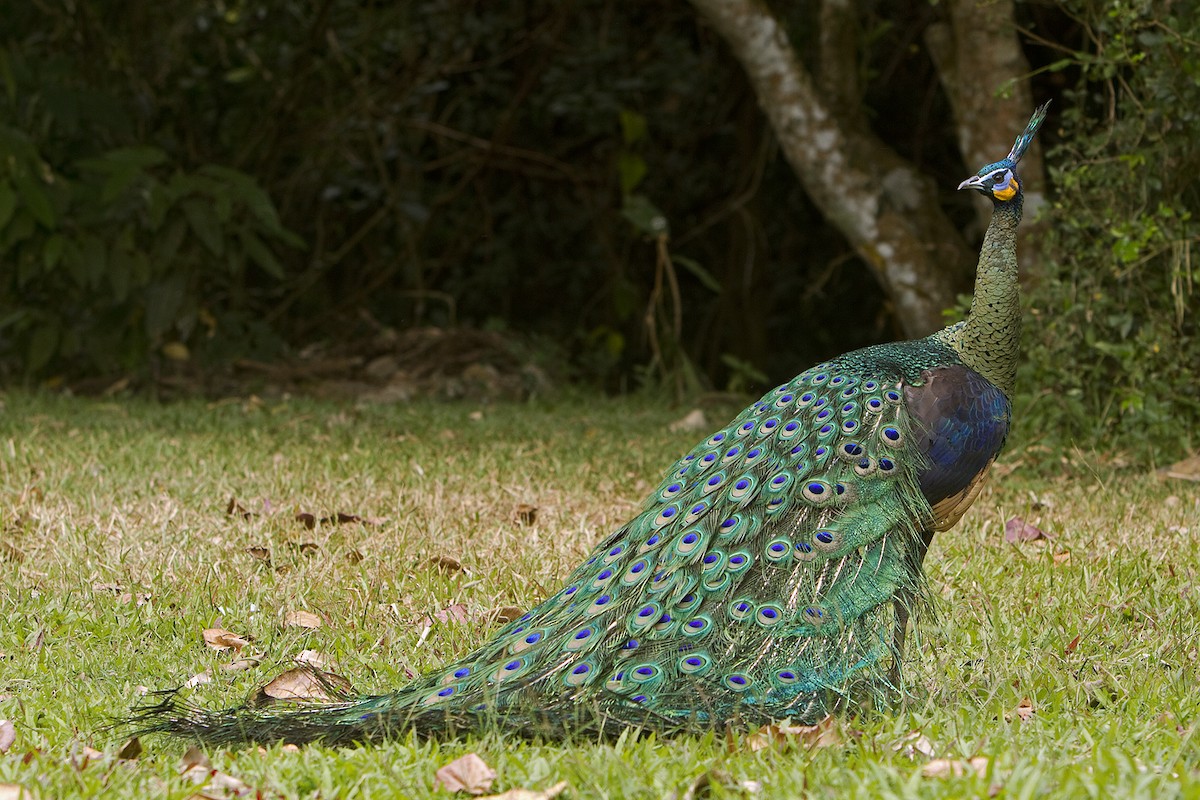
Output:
[0, 0, 1196, 460]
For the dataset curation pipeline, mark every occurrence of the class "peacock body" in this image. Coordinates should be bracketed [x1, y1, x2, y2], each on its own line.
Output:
[139, 103, 1049, 746]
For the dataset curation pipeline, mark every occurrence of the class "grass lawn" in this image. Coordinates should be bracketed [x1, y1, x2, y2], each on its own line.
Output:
[0, 389, 1197, 798]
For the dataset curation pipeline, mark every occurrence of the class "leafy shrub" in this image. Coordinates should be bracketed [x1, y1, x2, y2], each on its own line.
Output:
[0, 45, 301, 378]
[1017, 0, 1199, 461]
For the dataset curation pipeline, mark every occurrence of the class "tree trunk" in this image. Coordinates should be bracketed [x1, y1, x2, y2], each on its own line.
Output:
[924, 0, 1046, 244]
[689, 0, 973, 338]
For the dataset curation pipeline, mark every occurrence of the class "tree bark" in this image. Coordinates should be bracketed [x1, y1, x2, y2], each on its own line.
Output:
[689, 0, 973, 338]
[924, 0, 1046, 241]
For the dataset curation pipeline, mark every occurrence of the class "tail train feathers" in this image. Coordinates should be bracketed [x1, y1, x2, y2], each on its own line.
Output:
[135, 363, 936, 747]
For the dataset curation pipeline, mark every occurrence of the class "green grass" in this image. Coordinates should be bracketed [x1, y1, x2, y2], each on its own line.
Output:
[0, 390, 1198, 798]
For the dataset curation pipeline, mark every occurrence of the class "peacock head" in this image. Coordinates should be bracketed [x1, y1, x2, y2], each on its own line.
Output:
[958, 101, 1050, 204]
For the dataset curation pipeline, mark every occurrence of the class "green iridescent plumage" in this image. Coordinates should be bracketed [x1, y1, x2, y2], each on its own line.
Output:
[134, 104, 1049, 747]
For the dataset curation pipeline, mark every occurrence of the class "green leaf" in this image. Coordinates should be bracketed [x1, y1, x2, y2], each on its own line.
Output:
[105, 146, 168, 169]
[0, 308, 27, 331]
[671, 255, 721, 293]
[621, 194, 668, 236]
[80, 233, 107, 289]
[109, 245, 132, 302]
[43, 233, 65, 271]
[2, 211, 35, 256]
[100, 167, 144, 204]
[224, 66, 256, 84]
[26, 321, 59, 372]
[214, 189, 233, 223]
[181, 198, 224, 256]
[194, 165, 304, 248]
[200, 166, 282, 230]
[617, 152, 647, 196]
[78, 146, 167, 173]
[63, 238, 88, 286]
[144, 273, 187, 337]
[0, 48, 15, 104]
[146, 182, 173, 230]
[0, 182, 16, 228]
[619, 109, 647, 145]
[240, 231, 284, 279]
[12, 172, 56, 229]
[153, 217, 188, 265]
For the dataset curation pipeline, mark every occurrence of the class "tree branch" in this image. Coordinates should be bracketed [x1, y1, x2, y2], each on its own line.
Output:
[689, 0, 970, 336]
[926, 0, 1046, 237]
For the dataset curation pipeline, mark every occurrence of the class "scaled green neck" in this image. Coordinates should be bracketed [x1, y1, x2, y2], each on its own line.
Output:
[936, 195, 1024, 396]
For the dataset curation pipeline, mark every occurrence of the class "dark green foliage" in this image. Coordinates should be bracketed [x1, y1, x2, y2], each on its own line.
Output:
[1017, 0, 1199, 461]
[0, 0, 906, 385]
[0, 44, 302, 377]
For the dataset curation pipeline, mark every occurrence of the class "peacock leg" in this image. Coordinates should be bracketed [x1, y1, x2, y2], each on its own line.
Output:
[889, 530, 935, 686]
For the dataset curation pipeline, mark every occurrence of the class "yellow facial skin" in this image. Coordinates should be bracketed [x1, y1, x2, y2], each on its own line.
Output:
[992, 176, 1019, 202]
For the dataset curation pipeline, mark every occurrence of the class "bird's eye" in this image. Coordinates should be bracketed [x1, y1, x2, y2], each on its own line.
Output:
[993, 173, 1007, 185]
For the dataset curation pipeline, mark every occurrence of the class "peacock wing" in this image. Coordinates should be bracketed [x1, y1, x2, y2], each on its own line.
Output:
[904, 365, 1011, 531]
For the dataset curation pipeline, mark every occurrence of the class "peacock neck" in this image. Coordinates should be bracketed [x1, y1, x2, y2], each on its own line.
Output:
[936, 194, 1024, 396]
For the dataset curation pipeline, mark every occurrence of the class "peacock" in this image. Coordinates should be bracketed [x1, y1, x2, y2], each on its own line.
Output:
[137, 103, 1049, 746]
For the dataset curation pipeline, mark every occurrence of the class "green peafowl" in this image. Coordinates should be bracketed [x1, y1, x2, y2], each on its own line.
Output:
[137, 103, 1050, 746]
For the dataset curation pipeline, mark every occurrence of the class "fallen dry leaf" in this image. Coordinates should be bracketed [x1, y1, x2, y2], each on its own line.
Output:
[182, 745, 210, 771]
[669, 408, 708, 433]
[221, 655, 262, 673]
[512, 504, 539, 526]
[294, 542, 321, 557]
[1011, 698, 1035, 722]
[296, 511, 369, 529]
[1160, 454, 1200, 481]
[345, 549, 365, 564]
[69, 744, 105, 770]
[479, 782, 569, 800]
[435, 753, 496, 795]
[256, 667, 353, 704]
[429, 554, 466, 575]
[184, 671, 213, 688]
[122, 591, 152, 607]
[1064, 634, 1081, 655]
[1053, 550, 1072, 566]
[246, 546, 272, 566]
[225, 496, 253, 519]
[203, 628, 250, 652]
[1004, 516, 1051, 543]
[893, 730, 936, 758]
[181, 761, 254, 798]
[0, 785, 32, 800]
[735, 715, 841, 752]
[284, 610, 324, 629]
[0, 720, 14, 754]
[427, 603, 470, 626]
[294, 649, 336, 670]
[922, 757, 989, 778]
[116, 737, 142, 760]
[487, 606, 524, 625]
[680, 769, 743, 800]
[0, 542, 24, 563]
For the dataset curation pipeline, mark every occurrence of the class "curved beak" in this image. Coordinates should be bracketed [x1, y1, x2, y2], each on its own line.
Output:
[958, 175, 988, 194]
